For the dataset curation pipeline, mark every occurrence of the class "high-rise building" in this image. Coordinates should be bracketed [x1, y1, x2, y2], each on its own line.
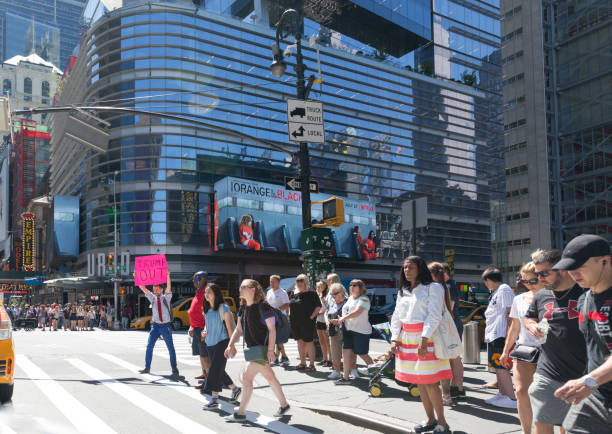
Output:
[47, 0, 503, 304]
[0, 0, 86, 69]
[500, 0, 612, 279]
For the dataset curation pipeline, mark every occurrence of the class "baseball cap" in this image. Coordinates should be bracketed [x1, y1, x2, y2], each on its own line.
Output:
[553, 234, 611, 270]
[193, 271, 208, 282]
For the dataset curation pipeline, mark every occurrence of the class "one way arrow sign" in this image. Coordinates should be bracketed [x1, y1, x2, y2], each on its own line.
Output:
[285, 177, 319, 193]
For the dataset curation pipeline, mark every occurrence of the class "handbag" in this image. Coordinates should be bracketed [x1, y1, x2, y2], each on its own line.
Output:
[242, 306, 268, 363]
[509, 344, 540, 363]
[429, 285, 463, 360]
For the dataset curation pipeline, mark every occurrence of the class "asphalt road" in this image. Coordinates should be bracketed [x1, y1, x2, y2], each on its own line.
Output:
[1, 328, 380, 434]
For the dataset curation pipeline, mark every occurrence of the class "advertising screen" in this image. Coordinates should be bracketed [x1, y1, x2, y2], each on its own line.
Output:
[0, 157, 8, 243]
[53, 195, 79, 258]
[214, 177, 376, 260]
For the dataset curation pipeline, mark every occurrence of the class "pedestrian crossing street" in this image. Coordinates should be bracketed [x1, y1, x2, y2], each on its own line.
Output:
[91, 330, 384, 366]
[5, 350, 310, 434]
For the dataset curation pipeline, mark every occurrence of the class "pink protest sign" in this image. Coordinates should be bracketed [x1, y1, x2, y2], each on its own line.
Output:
[134, 254, 168, 286]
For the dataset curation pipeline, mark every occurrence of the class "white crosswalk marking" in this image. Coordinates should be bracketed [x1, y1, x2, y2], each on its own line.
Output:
[18, 355, 116, 434]
[67, 358, 217, 434]
[0, 421, 18, 434]
[98, 353, 309, 434]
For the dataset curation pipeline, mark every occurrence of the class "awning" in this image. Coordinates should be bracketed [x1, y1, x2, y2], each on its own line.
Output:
[43, 276, 114, 289]
[25, 276, 47, 285]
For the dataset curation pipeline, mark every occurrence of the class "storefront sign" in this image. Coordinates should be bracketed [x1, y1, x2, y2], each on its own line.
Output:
[22, 213, 36, 271]
[134, 254, 167, 286]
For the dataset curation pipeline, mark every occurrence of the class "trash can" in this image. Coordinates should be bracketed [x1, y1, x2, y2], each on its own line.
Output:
[463, 321, 481, 364]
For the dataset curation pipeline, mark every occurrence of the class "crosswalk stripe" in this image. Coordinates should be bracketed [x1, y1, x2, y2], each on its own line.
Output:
[66, 358, 216, 434]
[98, 353, 309, 434]
[18, 355, 116, 434]
[0, 421, 18, 434]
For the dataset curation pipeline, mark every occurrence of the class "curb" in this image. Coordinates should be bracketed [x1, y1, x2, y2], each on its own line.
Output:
[295, 403, 415, 434]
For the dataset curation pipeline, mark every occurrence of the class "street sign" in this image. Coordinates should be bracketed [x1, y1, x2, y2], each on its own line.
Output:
[285, 176, 319, 193]
[286, 99, 325, 143]
[402, 197, 428, 229]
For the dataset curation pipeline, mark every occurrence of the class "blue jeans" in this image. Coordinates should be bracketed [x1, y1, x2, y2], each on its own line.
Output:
[145, 323, 177, 369]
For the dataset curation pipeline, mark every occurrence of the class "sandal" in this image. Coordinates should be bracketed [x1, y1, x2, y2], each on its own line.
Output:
[304, 366, 316, 372]
[295, 364, 307, 371]
[442, 397, 453, 406]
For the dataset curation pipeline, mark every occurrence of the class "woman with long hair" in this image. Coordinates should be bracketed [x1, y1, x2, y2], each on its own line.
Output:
[315, 281, 332, 367]
[391, 256, 452, 434]
[201, 283, 241, 409]
[289, 274, 321, 372]
[224, 279, 290, 420]
[428, 261, 461, 406]
[499, 262, 543, 434]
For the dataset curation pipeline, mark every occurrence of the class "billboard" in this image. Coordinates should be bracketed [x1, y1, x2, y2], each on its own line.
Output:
[53, 195, 79, 258]
[214, 177, 376, 260]
[0, 157, 8, 242]
[22, 213, 35, 271]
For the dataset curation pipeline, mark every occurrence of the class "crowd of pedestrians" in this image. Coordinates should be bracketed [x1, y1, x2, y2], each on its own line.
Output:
[6, 301, 126, 331]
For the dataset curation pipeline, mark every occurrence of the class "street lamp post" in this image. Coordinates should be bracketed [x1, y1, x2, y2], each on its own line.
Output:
[271, 8, 312, 229]
[112, 170, 120, 330]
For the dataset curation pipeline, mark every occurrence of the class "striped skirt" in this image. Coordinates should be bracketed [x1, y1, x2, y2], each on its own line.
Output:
[395, 322, 453, 385]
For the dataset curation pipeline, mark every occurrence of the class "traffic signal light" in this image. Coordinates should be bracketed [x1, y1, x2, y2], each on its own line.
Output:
[313, 196, 345, 227]
[107, 253, 114, 272]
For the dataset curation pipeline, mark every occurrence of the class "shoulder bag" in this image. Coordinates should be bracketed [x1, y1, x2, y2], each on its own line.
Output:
[242, 306, 268, 362]
[429, 285, 464, 360]
[509, 345, 540, 363]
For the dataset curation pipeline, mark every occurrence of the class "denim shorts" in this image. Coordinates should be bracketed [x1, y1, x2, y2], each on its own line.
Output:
[342, 329, 370, 355]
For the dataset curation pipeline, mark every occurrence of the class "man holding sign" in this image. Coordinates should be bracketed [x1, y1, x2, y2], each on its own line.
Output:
[135, 255, 179, 376]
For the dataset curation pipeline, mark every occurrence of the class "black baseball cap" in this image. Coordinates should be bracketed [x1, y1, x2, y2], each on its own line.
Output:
[553, 234, 611, 270]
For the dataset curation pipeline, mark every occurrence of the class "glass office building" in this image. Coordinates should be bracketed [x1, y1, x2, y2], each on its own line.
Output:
[0, 0, 86, 69]
[50, 0, 503, 288]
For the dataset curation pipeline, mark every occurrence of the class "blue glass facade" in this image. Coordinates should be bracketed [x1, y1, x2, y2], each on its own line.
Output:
[0, 0, 85, 69]
[50, 0, 503, 284]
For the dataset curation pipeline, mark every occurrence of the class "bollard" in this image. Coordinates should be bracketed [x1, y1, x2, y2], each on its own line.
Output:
[463, 321, 481, 364]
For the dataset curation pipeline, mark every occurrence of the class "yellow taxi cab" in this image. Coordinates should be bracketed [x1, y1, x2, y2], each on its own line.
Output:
[459, 302, 486, 343]
[0, 299, 14, 403]
[130, 296, 237, 330]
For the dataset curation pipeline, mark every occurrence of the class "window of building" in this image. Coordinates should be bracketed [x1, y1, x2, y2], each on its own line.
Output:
[504, 118, 526, 131]
[505, 187, 529, 198]
[504, 95, 526, 109]
[505, 164, 528, 176]
[505, 141, 527, 153]
[2, 79, 11, 96]
[502, 50, 524, 64]
[42, 81, 50, 98]
[505, 212, 530, 221]
[501, 27, 523, 43]
[502, 72, 524, 86]
[23, 77, 32, 101]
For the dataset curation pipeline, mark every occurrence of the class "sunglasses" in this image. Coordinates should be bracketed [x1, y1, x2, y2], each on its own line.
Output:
[331, 291, 342, 296]
[520, 278, 539, 285]
[534, 270, 553, 277]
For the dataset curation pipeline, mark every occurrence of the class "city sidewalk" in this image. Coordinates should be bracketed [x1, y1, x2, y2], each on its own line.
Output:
[223, 339, 522, 434]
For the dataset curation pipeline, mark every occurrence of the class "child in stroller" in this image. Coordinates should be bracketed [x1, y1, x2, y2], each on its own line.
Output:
[368, 322, 419, 398]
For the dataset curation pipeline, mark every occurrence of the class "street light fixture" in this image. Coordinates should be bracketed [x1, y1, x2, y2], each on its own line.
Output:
[270, 8, 314, 229]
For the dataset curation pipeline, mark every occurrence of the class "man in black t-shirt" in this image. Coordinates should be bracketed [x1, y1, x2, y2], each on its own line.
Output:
[552, 234, 612, 433]
[524, 249, 587, 432]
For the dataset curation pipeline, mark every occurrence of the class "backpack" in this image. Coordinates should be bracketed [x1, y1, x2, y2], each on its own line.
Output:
[240, 302, 290, 345]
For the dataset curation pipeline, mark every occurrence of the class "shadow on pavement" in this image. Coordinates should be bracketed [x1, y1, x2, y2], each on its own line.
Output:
[449, 399, 520, 425]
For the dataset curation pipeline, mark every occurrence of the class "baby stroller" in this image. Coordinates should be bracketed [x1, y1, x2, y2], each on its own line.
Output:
[368, 322, 420, 398]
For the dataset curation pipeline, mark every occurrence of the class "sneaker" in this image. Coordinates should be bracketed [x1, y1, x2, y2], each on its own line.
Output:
[450, 386, 466, 400]
[334, 377, 352, 385]
[357, 367, 370, 376]
[328, 370, 342, 380]
[202, 400, 219, 410]
[273, 404, 290, 417]
[414, 420, 438, 433]
[350, 369, 360, 378]
[433, 424, 451, 433]
[281, 356, 290, 365]
[231, 387, 242, 402]
[226, 412, 246, 421]
[485, 392, 503, 405]
[271, 359, 280, 366]
[492, 395, 518, 409]
[138, 368, 150, 374]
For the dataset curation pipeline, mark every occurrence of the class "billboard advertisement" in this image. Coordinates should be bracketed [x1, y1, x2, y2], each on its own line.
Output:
[22, 213, 35, 271]
[0, 157, 8, 243]
[214, 177, 376, 260]
[53, 195, 79, 258]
